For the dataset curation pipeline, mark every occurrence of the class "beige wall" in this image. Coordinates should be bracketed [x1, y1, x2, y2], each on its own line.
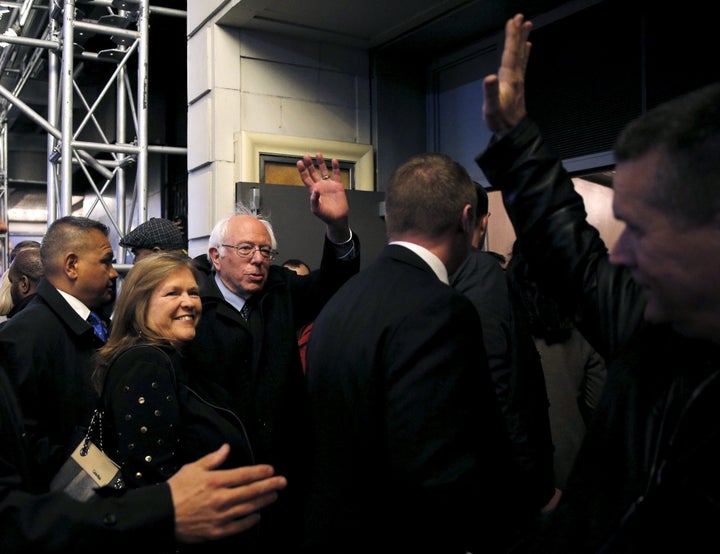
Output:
[486, 179, 624, 260]
[187, 4, 373, 258]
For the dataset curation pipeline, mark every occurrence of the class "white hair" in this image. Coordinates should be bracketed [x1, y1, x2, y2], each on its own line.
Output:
[207, 203, 278, 261]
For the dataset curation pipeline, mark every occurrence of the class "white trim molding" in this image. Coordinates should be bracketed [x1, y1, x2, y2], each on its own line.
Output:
[236, 131, 374, 191]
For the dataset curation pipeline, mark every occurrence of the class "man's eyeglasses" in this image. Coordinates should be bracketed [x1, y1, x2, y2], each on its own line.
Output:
[221, 244, 278, 261]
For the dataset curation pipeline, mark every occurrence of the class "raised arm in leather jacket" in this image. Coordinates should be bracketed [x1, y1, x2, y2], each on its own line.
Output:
[477, 116, 720, 553]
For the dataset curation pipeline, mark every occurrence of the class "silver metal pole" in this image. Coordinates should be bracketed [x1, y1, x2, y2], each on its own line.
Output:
[0, 83, 114, 180]
[47, 16, 59, 223]
[136, 0, 149, 223]
[116, 8, 128, 263]
[60, 0, 76, 216]
[0, 121, 8, 271]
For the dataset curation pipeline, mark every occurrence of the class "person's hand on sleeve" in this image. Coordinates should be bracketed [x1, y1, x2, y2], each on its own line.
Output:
[169, 444, 287, 544]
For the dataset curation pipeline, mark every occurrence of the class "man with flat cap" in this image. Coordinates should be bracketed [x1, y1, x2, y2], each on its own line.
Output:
[120, 217, 187, 263]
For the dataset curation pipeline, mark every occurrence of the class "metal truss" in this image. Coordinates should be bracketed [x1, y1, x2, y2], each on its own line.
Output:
[0, 0, 187, 271]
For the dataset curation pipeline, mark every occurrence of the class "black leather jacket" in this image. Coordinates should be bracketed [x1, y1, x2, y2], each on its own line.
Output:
[477, 117, 720, 553]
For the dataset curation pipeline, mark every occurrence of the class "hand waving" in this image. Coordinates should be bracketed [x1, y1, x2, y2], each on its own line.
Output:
[296, 152, 351, 243]
[483, 14, 533, 137]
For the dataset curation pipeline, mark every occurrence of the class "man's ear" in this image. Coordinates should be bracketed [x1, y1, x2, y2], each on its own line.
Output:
[479, 213, 491, 235]
[19, 275, 31, 294]
[64, 253, 79, 279]
[461, 204, 475, 237]
[208, 247, 221, 269]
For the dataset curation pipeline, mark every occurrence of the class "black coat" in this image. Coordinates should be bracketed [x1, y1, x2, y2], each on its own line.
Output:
[185, 235, 360, 550]
[0, 278, 105, 486]
[451, 249, 556, 512]
[478, 116, 720, 553]
[5, 292, 36, 320]
[101, 344, 257, 553]
[303, 244, 514, 553]
[102, 345, 255, 482]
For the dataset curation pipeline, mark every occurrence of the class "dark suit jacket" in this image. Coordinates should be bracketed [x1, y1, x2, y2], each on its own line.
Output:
[303, 244, 513, 554]
[0, 278, 105, 486]
[185, 235, 360, 550]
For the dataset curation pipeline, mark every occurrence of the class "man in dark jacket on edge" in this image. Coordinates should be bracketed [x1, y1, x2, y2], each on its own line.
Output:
[185, 153, 360, 551]
[301, 152, 513, 554]
[477, 14, 720, 553]
[450, 182, 558, 545]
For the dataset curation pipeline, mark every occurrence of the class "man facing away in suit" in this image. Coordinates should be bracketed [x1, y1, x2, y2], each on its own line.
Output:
[302, 152, 516, 554]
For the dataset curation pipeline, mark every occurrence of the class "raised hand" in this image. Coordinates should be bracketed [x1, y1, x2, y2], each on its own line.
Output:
[296, 152, 351, 243]
[483, 13, 533, 137]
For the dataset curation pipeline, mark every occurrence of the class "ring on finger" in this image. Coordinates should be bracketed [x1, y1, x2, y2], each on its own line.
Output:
[322, 174, 330, 180]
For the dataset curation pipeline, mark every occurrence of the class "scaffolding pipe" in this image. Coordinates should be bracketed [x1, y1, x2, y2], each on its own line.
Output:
[46, 15, 59, 225]
[79, 1, 185, 19]
[0, 82, 58, 136]
[135, 0, 148, 223]
[0, 82, 113, 179]
[0, 34, 59, 49]
[148, 145, 188, 155]
[74, 19, 139, 39]
[0, 124, 7, 271]
[116, 38, 127, 262]
[72, 140, 139, 153]
[59, 0, 76, 217]
[0, 0, 186, 264]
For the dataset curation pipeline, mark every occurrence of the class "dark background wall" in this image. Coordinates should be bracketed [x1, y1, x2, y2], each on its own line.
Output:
[373, 0, 720, 188]
[236, 183, 386, 270]
[228, 0, 720, 270]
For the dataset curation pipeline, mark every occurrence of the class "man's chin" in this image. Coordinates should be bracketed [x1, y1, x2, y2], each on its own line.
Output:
[245, 279, 266, 290]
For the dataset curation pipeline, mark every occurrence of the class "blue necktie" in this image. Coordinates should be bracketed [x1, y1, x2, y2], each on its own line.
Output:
[87, 311, 107, 342]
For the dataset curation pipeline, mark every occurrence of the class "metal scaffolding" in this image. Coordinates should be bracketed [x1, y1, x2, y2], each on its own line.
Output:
[0, 0, 187, 272]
